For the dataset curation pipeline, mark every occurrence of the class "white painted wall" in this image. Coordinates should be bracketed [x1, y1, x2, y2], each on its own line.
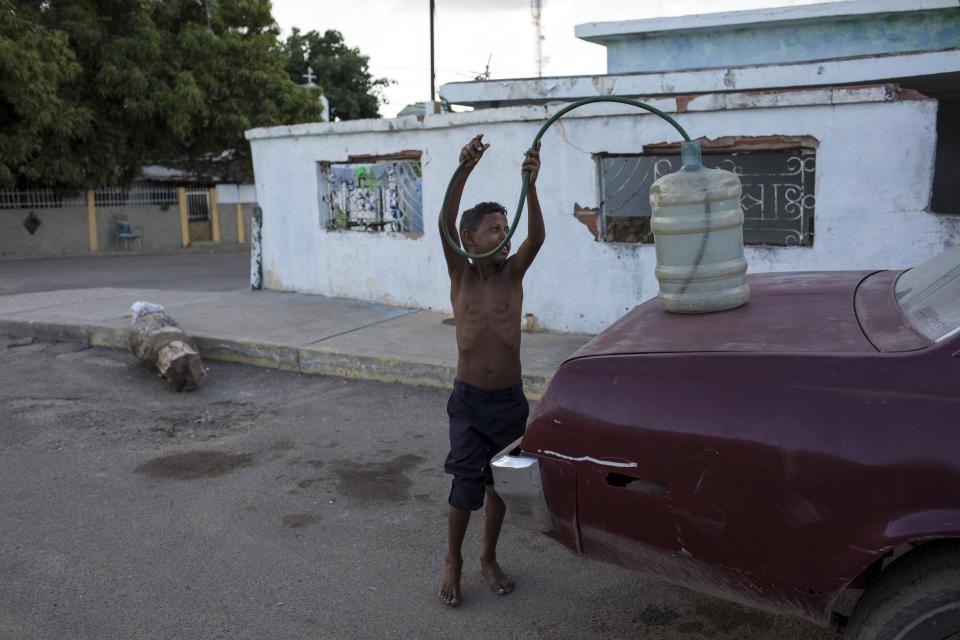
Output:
[247, 89, 959, 334]
[215, 183, 258, 204]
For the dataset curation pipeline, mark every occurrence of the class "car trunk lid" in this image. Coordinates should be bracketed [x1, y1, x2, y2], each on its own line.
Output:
[572, 271, 878, 358]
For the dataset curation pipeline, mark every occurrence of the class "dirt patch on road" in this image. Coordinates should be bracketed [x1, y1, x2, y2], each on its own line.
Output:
[0, 342, 269, 450]
[0, 397, 103, 448]
[639, 605, 680, 626]
[149, 402, 262, 440]
[281, 513, 322, 529]
[331, 454, 426, 505]
[136, 450, 255, 480]
[693, 599, 774, 635]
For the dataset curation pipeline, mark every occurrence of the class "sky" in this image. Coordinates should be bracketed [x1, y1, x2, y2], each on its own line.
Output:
[271, 0, 834, 118]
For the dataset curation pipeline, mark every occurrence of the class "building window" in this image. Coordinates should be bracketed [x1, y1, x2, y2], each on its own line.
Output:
[317, 153, 423, 236]
[931, 98, 959, 214]
[598, 137, 817, 247]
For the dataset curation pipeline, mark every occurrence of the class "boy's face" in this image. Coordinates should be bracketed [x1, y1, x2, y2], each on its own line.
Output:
[463, 212, 510, 263]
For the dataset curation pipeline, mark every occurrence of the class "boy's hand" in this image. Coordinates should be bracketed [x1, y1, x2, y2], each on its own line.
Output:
[522, 142, 541, 186]
[460, 134, 490, 171]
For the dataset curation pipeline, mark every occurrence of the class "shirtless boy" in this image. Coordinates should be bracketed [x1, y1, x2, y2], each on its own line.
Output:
[438, 134, 544, 607]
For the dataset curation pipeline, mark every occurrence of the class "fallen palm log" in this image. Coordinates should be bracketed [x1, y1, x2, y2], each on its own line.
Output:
[129, 302, 205, 391]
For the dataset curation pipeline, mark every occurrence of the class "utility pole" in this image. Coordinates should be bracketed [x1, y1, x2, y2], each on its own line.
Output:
[429, 0, 436, 102]
[531, 0, 544, 77]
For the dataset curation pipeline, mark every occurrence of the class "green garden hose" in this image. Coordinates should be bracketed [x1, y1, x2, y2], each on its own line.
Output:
[439, 96, 693, 260]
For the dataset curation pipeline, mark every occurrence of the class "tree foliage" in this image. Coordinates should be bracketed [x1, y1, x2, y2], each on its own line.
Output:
[283, 28, 390, 121]
[0, 2, 91, 188]
[0, 0, 382, 189]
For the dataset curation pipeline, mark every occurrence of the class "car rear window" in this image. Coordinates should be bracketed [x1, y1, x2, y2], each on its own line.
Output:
[895, 243, 960, 343]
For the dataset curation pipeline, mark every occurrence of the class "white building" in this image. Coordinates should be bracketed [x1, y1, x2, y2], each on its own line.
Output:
[246, 0, 960, 334]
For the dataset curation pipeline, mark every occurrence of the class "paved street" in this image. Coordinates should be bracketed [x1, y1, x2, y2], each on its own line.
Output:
[0, 335, 836, 640]
[0, 252, 250, 296]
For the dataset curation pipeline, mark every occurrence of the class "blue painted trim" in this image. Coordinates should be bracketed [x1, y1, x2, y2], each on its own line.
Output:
[604, 10, 960, 74]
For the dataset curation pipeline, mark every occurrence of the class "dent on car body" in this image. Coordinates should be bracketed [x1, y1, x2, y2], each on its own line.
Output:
[537, 449, 638, 468]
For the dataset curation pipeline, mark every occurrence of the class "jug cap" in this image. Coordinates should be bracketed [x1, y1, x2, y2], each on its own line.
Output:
[680, 140, 702, 170]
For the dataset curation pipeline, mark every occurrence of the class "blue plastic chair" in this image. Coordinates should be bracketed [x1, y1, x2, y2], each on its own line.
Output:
[115, 219, 143, 250]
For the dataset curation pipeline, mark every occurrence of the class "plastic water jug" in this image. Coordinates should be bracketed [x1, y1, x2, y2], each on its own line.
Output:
[649, 140, 750, 313]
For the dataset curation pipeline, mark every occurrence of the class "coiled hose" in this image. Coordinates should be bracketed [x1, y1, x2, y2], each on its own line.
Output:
[439, 96, 692, 259]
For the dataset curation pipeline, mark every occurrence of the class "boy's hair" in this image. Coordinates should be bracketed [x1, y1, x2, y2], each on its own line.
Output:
[460, 202, 507, 239]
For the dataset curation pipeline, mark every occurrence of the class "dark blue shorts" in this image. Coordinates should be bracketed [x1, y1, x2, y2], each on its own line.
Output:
[444, 379, 529, 511]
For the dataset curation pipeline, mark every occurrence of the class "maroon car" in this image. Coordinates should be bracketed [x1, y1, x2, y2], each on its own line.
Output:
[493, 245, 960, 639]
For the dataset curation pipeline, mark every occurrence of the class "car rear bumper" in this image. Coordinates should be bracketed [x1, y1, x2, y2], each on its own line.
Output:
[491, 438, 554, 532]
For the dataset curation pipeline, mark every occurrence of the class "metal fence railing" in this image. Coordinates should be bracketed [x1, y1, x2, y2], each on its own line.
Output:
[0, 190, 85, 210]
[95, 186, 178, 207]
[0, 186, 180, 210]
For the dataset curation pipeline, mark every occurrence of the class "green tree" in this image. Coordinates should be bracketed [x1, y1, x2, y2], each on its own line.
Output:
[283, 27, 391, 121]
[1, 0, 324, 189]
[0, 1, 92, 189]
[41, 0, 196, 186]
[149, 0, 324, 181]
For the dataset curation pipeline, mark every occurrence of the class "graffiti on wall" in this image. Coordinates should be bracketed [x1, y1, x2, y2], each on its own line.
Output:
[318, 160, 423, 235]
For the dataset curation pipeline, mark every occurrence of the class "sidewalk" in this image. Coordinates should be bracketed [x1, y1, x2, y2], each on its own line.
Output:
[0, 287, 592, 399]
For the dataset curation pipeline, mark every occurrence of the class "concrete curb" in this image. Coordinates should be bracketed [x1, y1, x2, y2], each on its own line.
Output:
[0, 319, 96, 344]
[0, 319, 550, 400]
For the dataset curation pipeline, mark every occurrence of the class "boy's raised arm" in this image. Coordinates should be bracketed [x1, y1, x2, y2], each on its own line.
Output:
[439, 134, 489, 276]
[511, 144, 544, 279]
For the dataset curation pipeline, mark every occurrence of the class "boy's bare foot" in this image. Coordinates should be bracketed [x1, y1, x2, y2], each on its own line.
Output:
[439, 555, 463, 607]
[480, 557, 515, 596]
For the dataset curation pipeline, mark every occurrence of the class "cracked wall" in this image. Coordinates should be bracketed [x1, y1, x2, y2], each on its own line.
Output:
[248, 95, 953, 334]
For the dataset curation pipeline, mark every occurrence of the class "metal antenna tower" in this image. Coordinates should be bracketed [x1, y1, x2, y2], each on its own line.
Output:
[531, 0, 544, 77]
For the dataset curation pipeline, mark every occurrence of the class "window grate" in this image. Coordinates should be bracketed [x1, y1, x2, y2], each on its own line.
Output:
[598, 148, 816, 247]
